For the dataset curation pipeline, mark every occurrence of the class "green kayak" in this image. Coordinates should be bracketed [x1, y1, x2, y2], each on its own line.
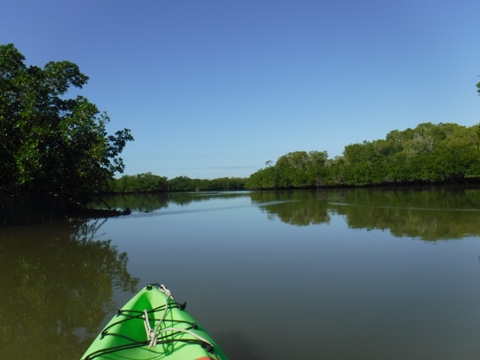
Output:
[81, 283, 228, 360]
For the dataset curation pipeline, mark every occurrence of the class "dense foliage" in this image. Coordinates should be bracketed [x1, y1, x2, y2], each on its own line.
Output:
[167, 176, 247, 191]
[108, 173, 248, 193]
[109, 121, 480, 193]
[246, 151, 329, 189]
[0, 44, 133, 217]
[246, 123, 480, 189]
[108, 172, 168, 193]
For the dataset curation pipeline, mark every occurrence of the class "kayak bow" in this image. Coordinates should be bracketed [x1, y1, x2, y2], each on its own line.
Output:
[81, 283, 228, 360]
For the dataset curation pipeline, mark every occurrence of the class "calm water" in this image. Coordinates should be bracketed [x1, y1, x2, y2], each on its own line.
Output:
[2, 187, 480, 359]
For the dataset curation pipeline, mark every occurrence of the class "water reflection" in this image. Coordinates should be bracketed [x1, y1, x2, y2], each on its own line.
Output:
[0, 219, 138, 359]
[3, 187, 480, 359]
[97, 187, 480, 240]
[328, 187, 480, 240]
[99, 191, 250, 212]
[98, 193, 170, 212]
[251, 190, 331, 226]
[252, 187, 480, 239]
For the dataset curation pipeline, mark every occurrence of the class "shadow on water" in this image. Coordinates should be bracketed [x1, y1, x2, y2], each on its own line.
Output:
[214, 330, 262, 360]
[0, 219, 139, 360]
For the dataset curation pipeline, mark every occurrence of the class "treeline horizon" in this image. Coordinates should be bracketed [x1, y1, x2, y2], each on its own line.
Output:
[107, 121, 480, 193]
[106, 173, 248, 193]
[3, 44, 478, 223]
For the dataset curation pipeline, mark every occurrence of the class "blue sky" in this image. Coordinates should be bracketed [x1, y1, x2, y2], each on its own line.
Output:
[2, 0, 480, 179]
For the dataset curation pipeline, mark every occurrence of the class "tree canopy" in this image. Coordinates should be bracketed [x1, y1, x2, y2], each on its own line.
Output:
[0, 44, 133, 218]
[107, 174, 248, 193]
[246, 123, 480, 189]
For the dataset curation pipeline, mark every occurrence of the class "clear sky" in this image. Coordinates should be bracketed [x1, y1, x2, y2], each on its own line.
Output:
[2, 0, 480, 179]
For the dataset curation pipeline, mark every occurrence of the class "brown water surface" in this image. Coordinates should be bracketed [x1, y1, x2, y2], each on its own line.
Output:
[2, 187, 480, 359]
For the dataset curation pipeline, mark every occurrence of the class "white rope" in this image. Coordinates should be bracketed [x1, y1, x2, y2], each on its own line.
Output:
[141, 284, 216, 355]
[159, 284, 172, 298]
[143, 310, 157, 346]
[147, 284, 174, 346]
[158, 327, 214, 348]
[140, 284, 218, 358]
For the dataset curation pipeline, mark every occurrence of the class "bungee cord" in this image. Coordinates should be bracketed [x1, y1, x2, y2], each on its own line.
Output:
[83, 283, 221, 360]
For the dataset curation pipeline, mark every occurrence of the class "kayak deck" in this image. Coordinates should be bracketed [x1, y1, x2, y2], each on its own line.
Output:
[81, 283, 228, 360]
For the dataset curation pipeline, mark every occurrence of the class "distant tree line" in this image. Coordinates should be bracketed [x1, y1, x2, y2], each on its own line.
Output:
[106, 173, 248, 193]
[108, 121, 480, 194]
[3, 42, 478, 223]
[246, 81, 480, 189]
[245, 122, 480, 189]
[108, 121, 480, 193]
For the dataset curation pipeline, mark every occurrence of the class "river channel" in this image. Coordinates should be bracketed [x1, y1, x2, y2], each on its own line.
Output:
[2, 187, 480, 359]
